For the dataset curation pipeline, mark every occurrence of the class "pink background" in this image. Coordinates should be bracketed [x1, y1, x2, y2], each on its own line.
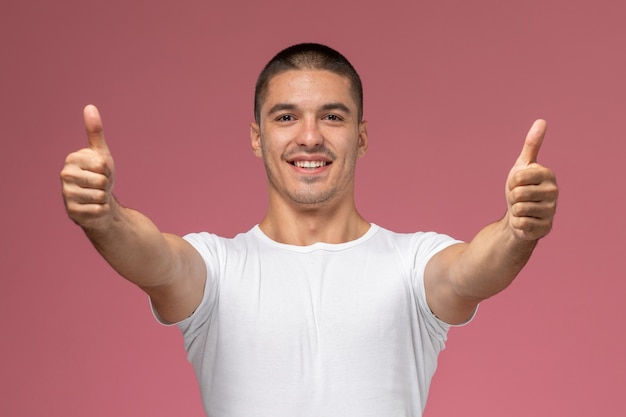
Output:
[2, 0, 624, 415]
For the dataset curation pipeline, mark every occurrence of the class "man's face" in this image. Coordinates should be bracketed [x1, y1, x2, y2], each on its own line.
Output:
[250, 69, 368, 209]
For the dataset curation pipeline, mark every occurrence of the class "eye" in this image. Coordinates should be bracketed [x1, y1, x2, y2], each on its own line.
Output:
[276, 114, 295, 122]
[324, 114, 343, 121]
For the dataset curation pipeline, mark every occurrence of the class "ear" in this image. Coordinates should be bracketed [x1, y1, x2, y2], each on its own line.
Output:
[357, 120, 368, 157]
[250, 122, 262, 158]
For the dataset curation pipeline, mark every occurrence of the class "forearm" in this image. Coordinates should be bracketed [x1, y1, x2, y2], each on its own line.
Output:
[425, 120, 557, 324]
[62, 105, 207, 323]
[83, 197, 180, 289]
[452, 215, 537, 301]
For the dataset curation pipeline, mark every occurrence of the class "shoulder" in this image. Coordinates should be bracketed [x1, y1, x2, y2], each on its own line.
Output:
[369, 226, 463, 270]
[184, 226, 259, 249]
[373, 225, 461, 250]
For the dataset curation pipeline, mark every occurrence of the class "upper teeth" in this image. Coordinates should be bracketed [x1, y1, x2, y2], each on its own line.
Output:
[294, 161, 327, 168]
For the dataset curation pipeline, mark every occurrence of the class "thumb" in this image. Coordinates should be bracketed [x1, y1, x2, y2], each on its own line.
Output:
[515, 119, 547, 167]
[84, 104, 110, 154]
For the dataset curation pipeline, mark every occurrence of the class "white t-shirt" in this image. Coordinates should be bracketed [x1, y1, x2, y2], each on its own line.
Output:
[170, 224, 464, 417]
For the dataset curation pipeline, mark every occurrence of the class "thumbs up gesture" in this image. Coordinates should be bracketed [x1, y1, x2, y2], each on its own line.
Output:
[61, 105, 117, 230]
[505, 120, 558, 241]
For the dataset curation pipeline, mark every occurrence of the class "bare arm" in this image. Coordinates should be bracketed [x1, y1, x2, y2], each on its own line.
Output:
[425, 120, 558, 324]
[61, 105, 206, 323]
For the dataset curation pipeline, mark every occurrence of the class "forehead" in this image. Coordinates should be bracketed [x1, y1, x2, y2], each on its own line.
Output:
[263, 69, 355, 110]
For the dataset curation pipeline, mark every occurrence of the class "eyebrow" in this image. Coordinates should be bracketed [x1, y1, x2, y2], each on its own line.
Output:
[267, 103, 298, 116]
[320, 102, 351, 114]
[266, 102, 352, 116]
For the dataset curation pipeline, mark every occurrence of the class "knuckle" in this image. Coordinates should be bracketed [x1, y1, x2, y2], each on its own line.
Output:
[64, 148, 111, 174]
[509, 187, 525, 203]
[92, 189, 109, 203]
[549, 183, 559, 197]
[65, 202, 111, 227]
[512, 214, 533, 230]
[59, 169, 72, 184]
[85, 174, 107, 190]
[63, 150, 82, 165]
[513, 202, 532, 217]
[511, 216, 552, 241]
[95, 175, 111, 190]
[61, 183, 81, 200]
[512, 169, 530, 184]
[60, 163, 80, 182]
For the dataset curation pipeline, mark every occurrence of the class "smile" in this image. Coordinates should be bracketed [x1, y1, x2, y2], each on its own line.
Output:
[292, 160, 329, 169]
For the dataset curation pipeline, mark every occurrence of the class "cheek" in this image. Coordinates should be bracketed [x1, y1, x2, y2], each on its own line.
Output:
[260, 139, 285, 172]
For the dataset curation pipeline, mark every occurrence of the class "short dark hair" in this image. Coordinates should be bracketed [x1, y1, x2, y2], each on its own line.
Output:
[254, 43, 363, 123]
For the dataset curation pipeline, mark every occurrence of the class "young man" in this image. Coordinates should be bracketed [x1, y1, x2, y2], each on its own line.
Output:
[61, 43, 558, 416]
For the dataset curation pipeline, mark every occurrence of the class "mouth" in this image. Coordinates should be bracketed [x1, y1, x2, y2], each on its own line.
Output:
[290, 160, 330, 169]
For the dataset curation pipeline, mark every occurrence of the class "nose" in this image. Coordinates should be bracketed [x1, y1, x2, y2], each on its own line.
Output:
[297, 117, 324, 148]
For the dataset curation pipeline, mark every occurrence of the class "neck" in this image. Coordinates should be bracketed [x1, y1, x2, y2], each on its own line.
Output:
[259, 200, 370, 246]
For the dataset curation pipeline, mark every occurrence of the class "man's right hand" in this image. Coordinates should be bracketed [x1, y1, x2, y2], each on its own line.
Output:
[60, 105, 207, 323]
[61, 105, 116, 230]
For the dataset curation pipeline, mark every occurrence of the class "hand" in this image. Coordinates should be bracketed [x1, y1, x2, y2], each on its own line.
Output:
[505, 120, 558, 241]
[61, 105, 116, 230]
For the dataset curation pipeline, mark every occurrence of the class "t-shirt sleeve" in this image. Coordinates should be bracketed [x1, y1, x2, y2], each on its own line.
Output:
[410, 232, 472, 340]
[149, 232, 220, 349]
[177, 233, 222, 344]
